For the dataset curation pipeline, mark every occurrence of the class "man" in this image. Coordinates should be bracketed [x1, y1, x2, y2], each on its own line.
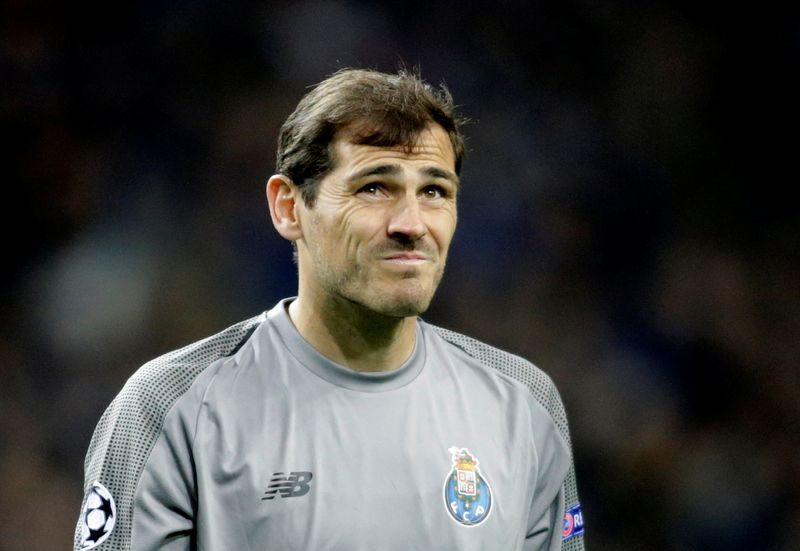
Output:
[75, 68, 585, 550]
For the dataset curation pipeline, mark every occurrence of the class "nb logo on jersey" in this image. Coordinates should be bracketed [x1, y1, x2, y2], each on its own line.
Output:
[262, 471, 313, 500]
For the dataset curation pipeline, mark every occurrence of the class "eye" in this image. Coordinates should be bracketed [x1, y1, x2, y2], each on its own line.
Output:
[421, 185, 447, 199]
[357, 182, 384, 195]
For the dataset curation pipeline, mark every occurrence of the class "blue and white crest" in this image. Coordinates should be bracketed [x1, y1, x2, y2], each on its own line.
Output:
[443, 446, 492, 526]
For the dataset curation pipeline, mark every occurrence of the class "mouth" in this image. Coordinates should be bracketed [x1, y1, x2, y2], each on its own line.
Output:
[382, 252, 429, 265]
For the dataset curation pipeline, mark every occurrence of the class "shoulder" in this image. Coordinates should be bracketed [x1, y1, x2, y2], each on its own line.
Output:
[126, 312, 266, 399]
[120, 313, 266, 413]
[426, 324, 555, 401]
[425, 323, 572, 446]
[84, 313, 266, 476]
[76, 314, 266, 549]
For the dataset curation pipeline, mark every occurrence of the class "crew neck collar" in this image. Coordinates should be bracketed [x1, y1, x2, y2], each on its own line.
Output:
[266, 298, 426, 392]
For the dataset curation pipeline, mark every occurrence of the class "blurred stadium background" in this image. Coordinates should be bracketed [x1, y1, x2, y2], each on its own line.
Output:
[2, 1, 798, 549]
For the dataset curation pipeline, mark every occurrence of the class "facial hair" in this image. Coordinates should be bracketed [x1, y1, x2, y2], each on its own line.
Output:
[308, 237, 446, 318]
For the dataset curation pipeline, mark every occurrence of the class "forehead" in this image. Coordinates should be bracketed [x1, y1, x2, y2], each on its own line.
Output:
[331, 124, 456, 173]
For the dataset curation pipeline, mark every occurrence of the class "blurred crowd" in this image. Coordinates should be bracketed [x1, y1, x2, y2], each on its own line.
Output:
[2, 1, 798, 549]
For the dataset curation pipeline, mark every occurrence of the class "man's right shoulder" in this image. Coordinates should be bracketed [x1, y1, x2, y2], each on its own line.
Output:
[82, 312, 267, 485]
[75, 313, 267, 550]
[124, 312, 266, 401]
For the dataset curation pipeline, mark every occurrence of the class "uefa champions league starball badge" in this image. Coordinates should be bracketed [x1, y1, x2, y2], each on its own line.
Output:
[79, 482, 117, 549]
[443, 446, 492, 526]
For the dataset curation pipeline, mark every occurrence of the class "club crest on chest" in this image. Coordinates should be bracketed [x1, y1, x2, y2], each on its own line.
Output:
[443, 446, 492, 526]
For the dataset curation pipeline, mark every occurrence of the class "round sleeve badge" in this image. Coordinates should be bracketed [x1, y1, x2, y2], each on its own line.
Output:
[79, 482, 117, 549]
[443, 447, 492, 526]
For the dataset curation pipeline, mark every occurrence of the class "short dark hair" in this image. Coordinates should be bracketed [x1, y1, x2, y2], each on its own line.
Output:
[276, 68, 465, 207]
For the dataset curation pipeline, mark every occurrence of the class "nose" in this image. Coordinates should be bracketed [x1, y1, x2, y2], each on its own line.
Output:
[387, 194, 427, 243]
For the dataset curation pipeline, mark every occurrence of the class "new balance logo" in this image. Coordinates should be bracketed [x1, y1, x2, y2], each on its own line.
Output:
[262, 471, 313, 500]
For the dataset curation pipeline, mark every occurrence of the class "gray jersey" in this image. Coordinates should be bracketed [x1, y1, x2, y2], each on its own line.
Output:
[75, 299, 585, 550]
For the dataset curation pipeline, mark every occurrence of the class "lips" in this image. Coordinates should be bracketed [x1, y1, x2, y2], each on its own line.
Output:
[384, 252, 427, 261]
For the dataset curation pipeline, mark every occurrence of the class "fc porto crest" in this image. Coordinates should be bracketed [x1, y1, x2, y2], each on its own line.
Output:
[443, 446, 492, 526]
[79, 482, 116, 549]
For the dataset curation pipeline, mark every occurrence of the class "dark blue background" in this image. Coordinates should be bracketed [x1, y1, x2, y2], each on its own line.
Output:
[2, 2, 798, 549]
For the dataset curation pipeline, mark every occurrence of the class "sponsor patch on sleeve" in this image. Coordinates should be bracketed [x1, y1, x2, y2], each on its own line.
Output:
[562, 502, 584, 540]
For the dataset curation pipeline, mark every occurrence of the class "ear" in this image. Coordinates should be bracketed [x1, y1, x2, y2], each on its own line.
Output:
[266, 174, 303, 241]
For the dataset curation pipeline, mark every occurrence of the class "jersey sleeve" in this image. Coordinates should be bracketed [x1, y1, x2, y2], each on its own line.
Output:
[73, 368, 196, 550]
[524, 483, 565, 551]
[130, 382, 198, 549]
[73, 315, 263, 550]
[522, 385, 585, 551]
[543, 384, 584, 551]
[524, 370, 584, 551]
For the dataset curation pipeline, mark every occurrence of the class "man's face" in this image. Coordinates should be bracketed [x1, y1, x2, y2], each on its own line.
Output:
[295, 123, 459, 318]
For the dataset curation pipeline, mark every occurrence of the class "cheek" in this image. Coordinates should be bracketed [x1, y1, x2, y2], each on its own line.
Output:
[339, 207, 386, 247]
[429, 210, 458, 249]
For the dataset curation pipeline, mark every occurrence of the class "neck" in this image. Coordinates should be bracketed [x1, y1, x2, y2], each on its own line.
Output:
[288, 293, 417, 373]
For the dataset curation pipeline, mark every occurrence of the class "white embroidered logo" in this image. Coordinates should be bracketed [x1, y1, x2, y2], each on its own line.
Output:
[80, 482, 116, 549]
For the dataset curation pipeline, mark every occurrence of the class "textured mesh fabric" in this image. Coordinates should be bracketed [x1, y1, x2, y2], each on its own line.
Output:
[431, 326, 585, 550]
[74, 314, 266, 550]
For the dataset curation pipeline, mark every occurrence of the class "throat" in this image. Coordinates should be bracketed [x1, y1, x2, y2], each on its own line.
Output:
[288, 295, 417, 372]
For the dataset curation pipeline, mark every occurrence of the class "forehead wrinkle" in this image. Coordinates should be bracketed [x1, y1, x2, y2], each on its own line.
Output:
[333, 125, 457, 184]
[345, 163, 459, 189]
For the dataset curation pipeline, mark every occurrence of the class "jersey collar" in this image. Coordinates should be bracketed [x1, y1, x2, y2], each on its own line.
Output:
[267, 298, 426, 392]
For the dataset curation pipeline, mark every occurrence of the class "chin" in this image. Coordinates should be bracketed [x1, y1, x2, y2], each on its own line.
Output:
[355, 288, 434, 318]
[341, 274, 442, 318]
[378, 291, 436, 318]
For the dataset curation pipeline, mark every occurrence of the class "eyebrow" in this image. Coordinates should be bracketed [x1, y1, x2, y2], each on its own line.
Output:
[349, 164, 460, 187]
[422, 166, 460, 187]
